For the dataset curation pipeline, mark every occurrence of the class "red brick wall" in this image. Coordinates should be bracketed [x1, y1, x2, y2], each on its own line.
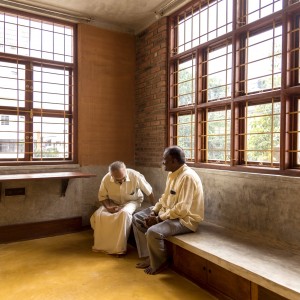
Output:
[135, 18, 168, 167]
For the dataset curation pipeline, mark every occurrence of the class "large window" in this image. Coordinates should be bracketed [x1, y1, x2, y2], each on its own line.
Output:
[169, 0, 300, 175]
[0, 9, 75, 163]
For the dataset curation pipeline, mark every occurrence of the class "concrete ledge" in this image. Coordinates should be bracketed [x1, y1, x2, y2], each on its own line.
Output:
[167, 222, 300, 300]
[0, 171, 96, 197]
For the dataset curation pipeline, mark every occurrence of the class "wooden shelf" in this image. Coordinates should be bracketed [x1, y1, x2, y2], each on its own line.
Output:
[0, 171, 97, 197]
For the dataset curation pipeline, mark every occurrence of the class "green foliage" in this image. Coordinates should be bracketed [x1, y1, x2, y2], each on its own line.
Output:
[177, 63, 195, 106]
[246, 103, 280, 163]
[207, 110, 231, 162]
[177, 114, 194, 159]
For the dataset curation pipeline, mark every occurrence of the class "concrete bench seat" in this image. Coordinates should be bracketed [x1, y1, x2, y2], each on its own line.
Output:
[167, 221, 300, 300]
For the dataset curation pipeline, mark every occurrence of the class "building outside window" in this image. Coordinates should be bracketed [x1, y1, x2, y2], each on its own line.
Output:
[169, 0, 300, 175]
[0, 8, 75, 162]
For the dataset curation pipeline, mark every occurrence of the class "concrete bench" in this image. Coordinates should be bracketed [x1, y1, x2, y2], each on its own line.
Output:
[167, 221, 300, 300]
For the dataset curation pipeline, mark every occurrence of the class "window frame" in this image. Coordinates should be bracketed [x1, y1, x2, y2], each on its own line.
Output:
[0, 7, 77, 165]
[168, 0, 300, 176]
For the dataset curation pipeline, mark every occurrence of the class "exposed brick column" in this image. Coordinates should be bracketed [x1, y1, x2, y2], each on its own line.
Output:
[135, 18, 168, 167]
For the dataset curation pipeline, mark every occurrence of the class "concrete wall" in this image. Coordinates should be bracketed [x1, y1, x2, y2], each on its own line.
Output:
[0, 165, 98, 227]
[136, 166, 300, 247]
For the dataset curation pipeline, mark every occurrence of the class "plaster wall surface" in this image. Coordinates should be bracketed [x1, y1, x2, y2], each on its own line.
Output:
[0, 165, 104, 227]
[1, 164, 299, 248]
[136, 166, 300, 248]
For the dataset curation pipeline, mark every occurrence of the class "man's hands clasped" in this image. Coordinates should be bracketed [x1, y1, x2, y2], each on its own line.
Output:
[106, 205, 122, 214]
[143, 211, 161, 228]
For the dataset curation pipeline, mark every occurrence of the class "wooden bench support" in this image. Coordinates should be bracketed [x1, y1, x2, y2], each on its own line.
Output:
[61, 178, 70, 197]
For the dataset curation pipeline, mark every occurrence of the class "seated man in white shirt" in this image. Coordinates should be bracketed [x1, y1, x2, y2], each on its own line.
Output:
[90, 161, 155, 255]
[132, 146, 204, 274]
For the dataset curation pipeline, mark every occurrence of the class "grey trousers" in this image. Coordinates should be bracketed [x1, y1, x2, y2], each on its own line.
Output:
[132, 206, 192, 272]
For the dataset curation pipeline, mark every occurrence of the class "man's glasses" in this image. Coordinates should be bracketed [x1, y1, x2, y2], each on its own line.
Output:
[114, 177, 126, 184]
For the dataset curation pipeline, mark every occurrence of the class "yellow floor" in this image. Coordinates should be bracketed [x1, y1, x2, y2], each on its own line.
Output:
[0, 230, 217, 300]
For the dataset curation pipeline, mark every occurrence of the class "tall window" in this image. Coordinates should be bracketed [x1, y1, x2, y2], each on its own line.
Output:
[169, 0, 300, 175]
[0, 9, 75, 162]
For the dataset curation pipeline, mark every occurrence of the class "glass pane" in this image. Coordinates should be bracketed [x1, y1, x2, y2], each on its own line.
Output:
[0, 114, 25, 159]
[207, 108, 231, 162]
[177, 58, 195, 106]
[0, 12, 73, 63]
[18, 24, 30, 56]
[246, 102, 280, 164]
[33, 66, 70, 110]
[177, 114, 195, 160]
[42, 30, 54, 60]
[0, 62, 25, 107]
[245, 0, 282, 24]
[207, 44, 232, 101]
[246, 26, 282, 94]
[175, 0, 233, 55]
[33, 117, 69, 159]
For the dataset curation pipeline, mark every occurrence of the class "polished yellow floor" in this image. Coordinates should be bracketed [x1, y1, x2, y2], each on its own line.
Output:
[0, 230, 217, 300]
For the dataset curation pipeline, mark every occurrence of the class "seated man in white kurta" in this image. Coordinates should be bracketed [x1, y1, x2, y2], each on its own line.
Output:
[90, 161, 155, 255]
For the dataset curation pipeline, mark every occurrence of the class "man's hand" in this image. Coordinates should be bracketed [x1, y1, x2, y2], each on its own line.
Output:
[144, 215, 158, 228]
[102, 198, 122, 214]
[106, 205, 122, 214]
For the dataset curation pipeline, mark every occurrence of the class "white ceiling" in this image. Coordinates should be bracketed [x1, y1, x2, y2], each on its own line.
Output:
[0, 0, 192, 34]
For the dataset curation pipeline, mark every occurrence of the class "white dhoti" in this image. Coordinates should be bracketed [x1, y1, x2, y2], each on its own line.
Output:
[90, 201, 138, 254]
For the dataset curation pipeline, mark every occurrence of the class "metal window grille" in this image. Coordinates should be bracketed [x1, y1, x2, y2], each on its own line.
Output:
[170, 0, 233, 56]
[0, 10, 74, 162]
[168, 0, 300, 172]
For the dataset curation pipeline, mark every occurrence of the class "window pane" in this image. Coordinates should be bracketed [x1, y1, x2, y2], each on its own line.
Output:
[0, 13, 73, 63]
[239, 0, 282, 25]
[244, 101, 280, 165]
[171, 113, 195, 160]
[245, 26, 282, 94]
[0, 114, 25, 159]
[0, 62, 25, 107]
[33, 117, 69, 159]
[33, 66, 70, 110]
[207, 44, 232, 101]
[174, 0, 233, 55]
[206, 108, 231, 163]
[5, 19, 17, 54]
[172, 56, 196, 107]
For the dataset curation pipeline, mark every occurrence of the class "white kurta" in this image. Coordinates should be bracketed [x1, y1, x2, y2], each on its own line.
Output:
[90, 169, 152, 254]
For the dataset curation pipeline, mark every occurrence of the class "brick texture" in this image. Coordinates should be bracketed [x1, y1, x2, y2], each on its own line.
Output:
[135, 18, 168, 167]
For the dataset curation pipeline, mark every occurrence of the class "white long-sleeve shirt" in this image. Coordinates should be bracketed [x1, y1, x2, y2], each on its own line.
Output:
[152, 164, 204, 232]
[98, 168, 153, 206]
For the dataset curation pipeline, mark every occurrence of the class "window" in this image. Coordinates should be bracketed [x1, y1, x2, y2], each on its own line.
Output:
[169, 0, 300, 175]
[0, 9, 75, 162]
[1, 115, 9, 125]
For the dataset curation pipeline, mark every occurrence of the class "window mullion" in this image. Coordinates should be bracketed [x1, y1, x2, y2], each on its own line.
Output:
[25, 62, 33, 161]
